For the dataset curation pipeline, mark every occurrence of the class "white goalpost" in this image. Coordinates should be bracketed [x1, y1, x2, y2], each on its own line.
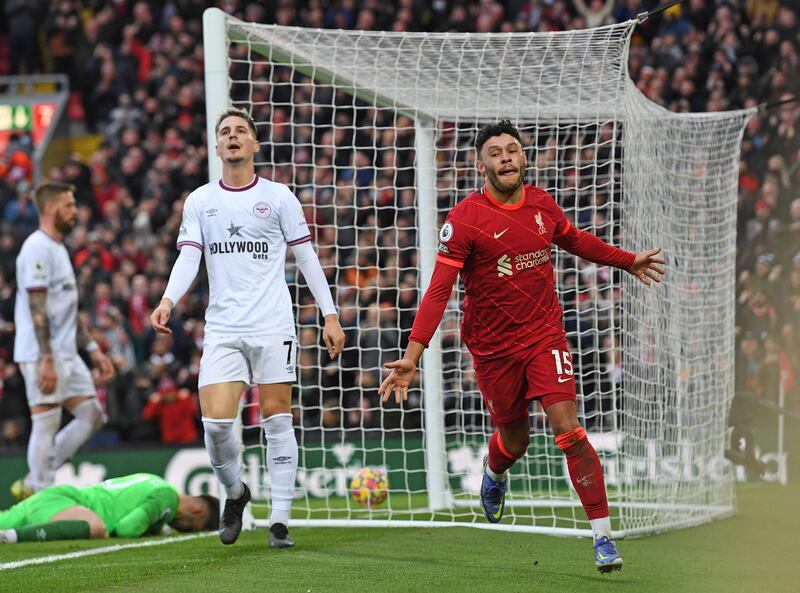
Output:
[202, 8, 754, 537]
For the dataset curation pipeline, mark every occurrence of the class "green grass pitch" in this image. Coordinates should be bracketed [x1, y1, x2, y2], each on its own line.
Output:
[1, 483, 795, 593]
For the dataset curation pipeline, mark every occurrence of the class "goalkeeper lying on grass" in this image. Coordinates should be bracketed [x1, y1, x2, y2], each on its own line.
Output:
[0, 473, 218, 543]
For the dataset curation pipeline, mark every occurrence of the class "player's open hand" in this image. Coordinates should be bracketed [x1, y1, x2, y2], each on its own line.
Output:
[379, 359, 417, 405]
[90, 350, 116, 384]
[38, 354, 57, 395]
[150, 299, 173, 334]
[323, 315, 345, 359]
[629, 247, 666, 286]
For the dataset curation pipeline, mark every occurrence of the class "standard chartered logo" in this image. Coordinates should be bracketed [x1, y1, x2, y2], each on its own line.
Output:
[497, 250, 551, 278]
[497, 255, 513, 277]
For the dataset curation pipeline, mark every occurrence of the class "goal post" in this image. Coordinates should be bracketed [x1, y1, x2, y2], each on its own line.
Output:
[202, 7, 755, 537]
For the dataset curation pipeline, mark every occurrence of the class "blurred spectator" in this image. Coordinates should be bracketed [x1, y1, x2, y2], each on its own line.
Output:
[142, 377, 199, 445]
[4, 0, 44, 74]
[3, 182, 38, 238]
[45, 0, 82, 82]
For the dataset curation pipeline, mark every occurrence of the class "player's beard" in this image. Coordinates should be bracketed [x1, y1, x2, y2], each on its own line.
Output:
[54, 211, 76, 235]
[487, 167, 524, 195]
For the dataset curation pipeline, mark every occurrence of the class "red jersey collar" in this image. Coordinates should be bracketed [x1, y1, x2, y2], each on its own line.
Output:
[481, 184, 526, 210]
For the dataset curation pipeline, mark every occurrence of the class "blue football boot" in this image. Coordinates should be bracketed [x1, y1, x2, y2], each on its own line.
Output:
[480, 456, 507, 523]
[593, 536, 623, 573]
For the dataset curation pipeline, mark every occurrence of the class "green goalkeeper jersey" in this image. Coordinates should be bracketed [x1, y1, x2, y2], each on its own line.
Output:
[78, 473, 180, 537]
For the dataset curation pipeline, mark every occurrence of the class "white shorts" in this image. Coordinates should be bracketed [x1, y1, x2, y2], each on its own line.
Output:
[199, 335, 297, 388]
[19, 356, 96, 407]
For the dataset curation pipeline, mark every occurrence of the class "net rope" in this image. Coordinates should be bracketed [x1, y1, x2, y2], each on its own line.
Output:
[217, 17, 754, 536]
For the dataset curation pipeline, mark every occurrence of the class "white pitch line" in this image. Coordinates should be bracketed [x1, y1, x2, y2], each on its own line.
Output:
[0, 532, 217, 571]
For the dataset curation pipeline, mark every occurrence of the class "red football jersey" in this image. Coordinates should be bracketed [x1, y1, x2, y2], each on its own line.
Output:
[436, 184, 576, 359]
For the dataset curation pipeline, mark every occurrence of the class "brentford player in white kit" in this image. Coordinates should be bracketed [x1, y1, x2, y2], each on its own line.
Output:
[13, 182, 115, 497]
[150, 107, 345, 548]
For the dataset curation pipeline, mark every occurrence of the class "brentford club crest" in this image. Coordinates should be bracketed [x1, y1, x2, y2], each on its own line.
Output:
[535, 211, 546, 235]
[253, 202, 272, 218]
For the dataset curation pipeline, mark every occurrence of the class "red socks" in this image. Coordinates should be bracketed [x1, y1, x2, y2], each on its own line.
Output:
[555, 427, 609, 520]
[487, 431, 518, 475]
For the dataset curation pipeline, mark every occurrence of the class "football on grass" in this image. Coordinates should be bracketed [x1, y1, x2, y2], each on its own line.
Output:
[350, 467, 389, 508]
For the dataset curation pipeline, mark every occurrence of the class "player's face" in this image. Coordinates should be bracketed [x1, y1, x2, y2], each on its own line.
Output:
[171, 497, 210, 532]
[215, 116, 259, 164]
[478, 134, 526, 194]
[52, 191, 78, 234]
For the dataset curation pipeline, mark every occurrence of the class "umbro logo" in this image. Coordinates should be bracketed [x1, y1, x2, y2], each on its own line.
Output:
[497, 255, 513, 277]
[493, 228, 508, 239]
[206, 208, 218, 217]
[272, 456, 292, 465]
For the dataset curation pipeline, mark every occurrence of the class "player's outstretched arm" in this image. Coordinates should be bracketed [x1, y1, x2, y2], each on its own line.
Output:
[379, 260, 460, 405]
[553, 221, 665, 285]
[627, 247, 666, 286]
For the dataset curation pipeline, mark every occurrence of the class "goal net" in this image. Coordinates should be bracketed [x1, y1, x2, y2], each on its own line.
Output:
[203, 9, 754, 537]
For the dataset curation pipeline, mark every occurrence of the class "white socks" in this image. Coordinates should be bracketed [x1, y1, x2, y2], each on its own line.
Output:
[486, 466, 507, 482]
[52, 400, 104, 469]
[262, 413, 297, 527]
[202, 418, 244, 500]
[28, 408, 61, 491]
[590, 516, 613, 541]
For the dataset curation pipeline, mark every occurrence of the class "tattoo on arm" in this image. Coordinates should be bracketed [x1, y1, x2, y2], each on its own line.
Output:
[28, 291, 52, 356]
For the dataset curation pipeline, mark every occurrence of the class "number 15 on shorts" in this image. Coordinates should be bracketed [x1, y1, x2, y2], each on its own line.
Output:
[551, 349, 573, 383]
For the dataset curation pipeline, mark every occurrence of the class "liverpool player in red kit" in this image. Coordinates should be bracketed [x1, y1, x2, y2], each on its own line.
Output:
[379, 121, 665, 573]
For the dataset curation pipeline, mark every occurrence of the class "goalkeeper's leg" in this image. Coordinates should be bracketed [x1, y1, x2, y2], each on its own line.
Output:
[1, 489, 106, 542]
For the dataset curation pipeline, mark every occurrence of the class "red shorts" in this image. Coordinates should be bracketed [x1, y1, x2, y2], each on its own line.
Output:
[472, 339, 576, 428]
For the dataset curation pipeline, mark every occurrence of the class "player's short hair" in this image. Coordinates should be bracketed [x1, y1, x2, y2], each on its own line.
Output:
[475, 120, 523, 157]
[199, 494, 220, 531]
[215, 107, 258, 139]
[33, 181, 75, 214]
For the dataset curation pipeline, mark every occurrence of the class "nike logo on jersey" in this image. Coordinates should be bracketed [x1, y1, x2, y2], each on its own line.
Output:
[557, 377, 571, 383]
[493, 229, 509, 239]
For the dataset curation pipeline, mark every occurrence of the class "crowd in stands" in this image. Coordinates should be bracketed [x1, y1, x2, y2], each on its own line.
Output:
[0, 0, 797, 449]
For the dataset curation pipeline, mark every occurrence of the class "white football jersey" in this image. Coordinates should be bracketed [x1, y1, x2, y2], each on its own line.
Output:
[178, 176, 311, 338]
[14, 230, 79, 362]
